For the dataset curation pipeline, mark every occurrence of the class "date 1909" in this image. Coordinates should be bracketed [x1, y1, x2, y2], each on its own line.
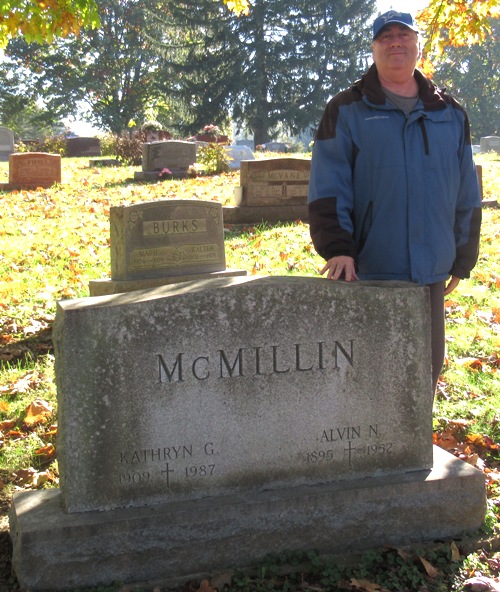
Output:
[305, 442, 393, 463]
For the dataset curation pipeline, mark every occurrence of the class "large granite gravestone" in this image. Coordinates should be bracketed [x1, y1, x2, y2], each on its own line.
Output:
[10, 277, 486, 591]
[0, 127, 15, 162]
[66, 137, 101, 157]
[89, 199, 246, 295]
[224, 157, 310, 223]
[134, 140, 196, 181]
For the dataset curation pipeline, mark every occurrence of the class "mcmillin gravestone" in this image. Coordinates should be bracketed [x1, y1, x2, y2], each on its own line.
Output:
[9, 277, 486, 591]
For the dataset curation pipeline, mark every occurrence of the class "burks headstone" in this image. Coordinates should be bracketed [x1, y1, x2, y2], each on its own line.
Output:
[89, 199, 246, 296]
[224, 157, 310, 224]
[134, 140, 196, 181]
[9, 277, 486, 591]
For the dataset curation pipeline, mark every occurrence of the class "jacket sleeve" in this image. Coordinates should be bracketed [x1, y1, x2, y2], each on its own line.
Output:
[448, 103, 482, 279]
[307, 99, 358, 262]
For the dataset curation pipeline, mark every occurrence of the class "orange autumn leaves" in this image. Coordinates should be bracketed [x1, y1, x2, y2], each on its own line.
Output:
[0, 369, 57, 490]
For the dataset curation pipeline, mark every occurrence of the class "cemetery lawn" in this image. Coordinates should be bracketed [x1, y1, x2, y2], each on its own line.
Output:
[0, 152, 499, 591]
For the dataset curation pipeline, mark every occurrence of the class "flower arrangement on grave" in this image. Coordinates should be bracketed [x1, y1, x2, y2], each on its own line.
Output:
[158, 167, 173, 180]
[200, 124, 222, 138]
[141, 120, 163, 132]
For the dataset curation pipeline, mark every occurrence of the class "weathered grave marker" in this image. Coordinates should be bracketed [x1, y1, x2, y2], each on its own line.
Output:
[225, 144, 255, 170]
[480, 136, 500, 153]
[89, 199, 246, 295]
[66, 137, 101, 157]
[9, 277, 486, 591]
[0, 127, 15, 162]
[224, 157, 310, 223]
[5, 153, 61, 189]
[134, 140, 197, 181]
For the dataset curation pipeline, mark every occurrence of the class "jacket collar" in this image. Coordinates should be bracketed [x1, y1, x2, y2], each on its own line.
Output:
[354, 64, 446, 111]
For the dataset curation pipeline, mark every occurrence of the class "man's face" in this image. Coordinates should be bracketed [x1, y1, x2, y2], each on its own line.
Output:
[372, 23, 421, 79]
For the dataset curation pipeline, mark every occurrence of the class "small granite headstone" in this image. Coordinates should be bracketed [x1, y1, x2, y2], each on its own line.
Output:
[110, 199, 226, 281]
[480, 136, 500, 153]
[7, 153, 61, 188]
[89, 199, 247, 296]
[66, 137, 101, 157]
[239, 158, 310, 206]
[225, 144, 255, 170]
[224, 157, 310, 223]
[236, 139, 254, 149]
[262, 141, 288, 152]
[134, 140, 197, 181]
[0, 127, 15, 162]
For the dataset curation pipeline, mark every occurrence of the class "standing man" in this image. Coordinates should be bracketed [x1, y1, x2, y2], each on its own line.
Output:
[307, 10, 482, 392]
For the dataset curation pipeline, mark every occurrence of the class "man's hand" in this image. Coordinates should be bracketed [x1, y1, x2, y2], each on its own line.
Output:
[444, 275, 460, 295]
[320, 256, 358, 281]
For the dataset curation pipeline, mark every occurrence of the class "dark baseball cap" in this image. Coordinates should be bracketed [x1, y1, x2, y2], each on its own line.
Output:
[373, 10, 419, 40]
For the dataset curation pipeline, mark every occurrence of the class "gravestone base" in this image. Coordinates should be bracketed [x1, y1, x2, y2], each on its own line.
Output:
[89, 158, 120, 167]
[89, 268, 247, 296]
[9, 447, 485, 592]
[0, 181, 57, 190]
[134, 168, 190, 181]
[223, 204, 309, 224]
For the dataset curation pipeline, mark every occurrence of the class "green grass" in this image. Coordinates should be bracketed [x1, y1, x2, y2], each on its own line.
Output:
[0, 151, 499, 591]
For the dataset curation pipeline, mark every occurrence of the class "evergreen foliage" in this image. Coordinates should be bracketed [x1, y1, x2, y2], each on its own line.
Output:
[144, 0, 375, 143]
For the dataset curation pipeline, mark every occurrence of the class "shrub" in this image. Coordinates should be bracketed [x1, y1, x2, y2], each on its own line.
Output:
[112, 132, 143, 166]
[15, 135, 67, 155]
[197, 142, 231, 174]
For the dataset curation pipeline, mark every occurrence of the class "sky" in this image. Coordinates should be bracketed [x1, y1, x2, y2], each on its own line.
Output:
[376, 0, 427, 15]
[68, 0, 429, 136]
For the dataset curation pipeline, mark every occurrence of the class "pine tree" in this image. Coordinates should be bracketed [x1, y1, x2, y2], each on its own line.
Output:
[145, 0, 376, 143]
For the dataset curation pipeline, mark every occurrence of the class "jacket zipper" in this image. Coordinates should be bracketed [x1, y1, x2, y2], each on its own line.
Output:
[418, 117, 430, 155]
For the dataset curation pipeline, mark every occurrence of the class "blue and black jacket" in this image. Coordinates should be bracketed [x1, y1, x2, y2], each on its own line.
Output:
[308, 64, 482, 285]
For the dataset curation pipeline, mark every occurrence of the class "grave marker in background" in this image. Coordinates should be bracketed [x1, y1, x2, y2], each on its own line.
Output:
[134, 140, 196, 181]
[225, 144, 255, 170]
[224, 157, 310, 223]
[0, 153, 61, 189]
[480, 136, 500, 153]
[66, 137, 101, 157]
[89, 199, 246, 295]
[0, 127, 15, 162]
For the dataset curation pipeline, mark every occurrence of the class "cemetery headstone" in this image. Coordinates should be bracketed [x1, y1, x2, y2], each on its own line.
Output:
[261, 141, 289, 152]
[0, 127, 15, 162]
[480, 136, 500, 154]
[89, 199, 246, 295]
[66, 136, 101, 157]
[9, 277, 486, 591]
[223, 157, 310, 224]
[134, 140, 197, 181]
[236, 139, 254, 149]
[225, 144, 255, 170]
[6, 153, 61, 189]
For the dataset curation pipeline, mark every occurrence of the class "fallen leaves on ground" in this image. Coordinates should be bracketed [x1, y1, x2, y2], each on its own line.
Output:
[23, 399, 53, 427]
